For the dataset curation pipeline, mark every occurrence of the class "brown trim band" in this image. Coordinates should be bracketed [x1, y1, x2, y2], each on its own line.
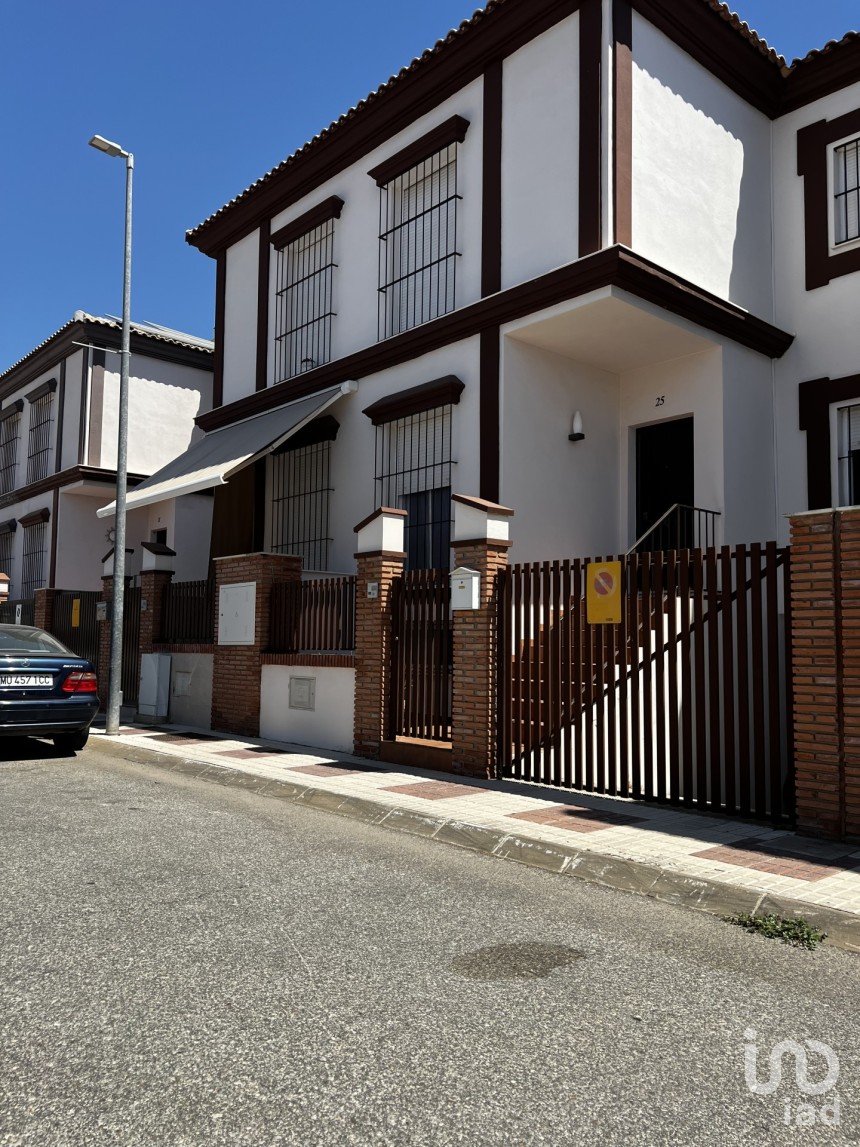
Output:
[270, 196, 346, 250]
[0, 519, 16, 533]
[55, 358, 66, 473]
[479, 328, 500, 503]
[798, 109, 860, 292]
[26, 378, 57, 404]
[0, 465, 147, 514]
[784, 39, 860, 115]
[198, 246, 794, 433]
[578, 0, 602, 256]
[481, 65, 503, 298]
[613, 0, 633, 247]
[77, 345, 89, 466]
[353, 549, 407, 561]
[86, 349, 106, 467]
[48, 487, 59, 586]
[799, 373, 860, 510]
[363, 375, 464, 425]
[19, 507, 50, 528]
[0, 400, 23, 423]
[367, 115, 470, 186]
[256, 218, 271, 392]
[212, 252, 226, 407]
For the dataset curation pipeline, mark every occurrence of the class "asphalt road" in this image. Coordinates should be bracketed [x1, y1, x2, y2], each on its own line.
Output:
[1, 743, 858, 1147]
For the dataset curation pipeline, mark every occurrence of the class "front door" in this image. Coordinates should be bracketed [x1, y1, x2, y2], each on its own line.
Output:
[635, 417, 694, 542]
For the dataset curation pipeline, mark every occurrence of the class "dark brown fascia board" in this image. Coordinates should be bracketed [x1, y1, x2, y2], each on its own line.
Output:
[629, 0, 783, 118]
[197, 246, 794, 433]
[25, 378, 58, 404]
[19, 507, 50, 528]
[0, 465, 147, 514]
[367, 116, 470, 186]
[87, 326, 214, 373]
[783, 39, 860, 115]
[0, 400, 24, 423]
[187, 0, 582, 255]
[0, 518, 16, 533]
[271, 196, 346, 250]
[362, 376, 465, 425]
[141, 540, 177, 556]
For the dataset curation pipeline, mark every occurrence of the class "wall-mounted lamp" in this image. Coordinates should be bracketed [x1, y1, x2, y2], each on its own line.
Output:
[568, 410, 585, 442]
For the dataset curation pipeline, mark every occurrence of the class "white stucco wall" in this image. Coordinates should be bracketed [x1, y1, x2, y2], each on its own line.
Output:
[501, 13, 580, 289]
[168, 652, 213, 729]
[260, 664, 355, 754]
[59, 349, 84, 469]
[630, 15, 773, 315]
[223, 229, 260, 406]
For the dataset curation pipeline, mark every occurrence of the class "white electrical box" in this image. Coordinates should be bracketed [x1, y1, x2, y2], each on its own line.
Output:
[289, 676, 316, 711]
[218, 582, 256, 645]
[451, 566, 480, 611]
[139, 652, 172, 719]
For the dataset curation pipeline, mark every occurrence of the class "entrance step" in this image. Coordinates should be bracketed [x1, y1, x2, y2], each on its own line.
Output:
[380, 737, 453, 771]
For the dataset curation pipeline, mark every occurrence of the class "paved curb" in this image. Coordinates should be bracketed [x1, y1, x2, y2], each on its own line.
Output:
[87, 737, 860, 954]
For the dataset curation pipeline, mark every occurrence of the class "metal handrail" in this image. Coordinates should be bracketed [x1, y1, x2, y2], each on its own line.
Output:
[627, 504, 721, 555]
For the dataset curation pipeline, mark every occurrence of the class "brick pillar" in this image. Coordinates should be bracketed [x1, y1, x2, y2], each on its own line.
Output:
[138, 544, 176, 655]
[450, 495, 513, 778]
[34, 587, 58, 632]
[211, 552, 302, 737]
[789, 509, 860, 841]
[353, 508, 406, 758]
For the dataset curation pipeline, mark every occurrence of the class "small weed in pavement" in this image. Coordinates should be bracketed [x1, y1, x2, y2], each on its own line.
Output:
[725, 912, 827, 950]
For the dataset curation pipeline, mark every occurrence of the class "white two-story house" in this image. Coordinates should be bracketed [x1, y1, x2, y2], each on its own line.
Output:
[108, 0, 860, 571]
[0, 312, 213, 597]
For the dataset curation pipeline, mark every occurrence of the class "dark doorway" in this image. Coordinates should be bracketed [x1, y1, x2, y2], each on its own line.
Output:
[635, 417, 694, 542]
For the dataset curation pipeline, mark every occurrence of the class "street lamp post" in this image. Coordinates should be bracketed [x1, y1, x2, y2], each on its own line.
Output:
[89, 134, 133, 735]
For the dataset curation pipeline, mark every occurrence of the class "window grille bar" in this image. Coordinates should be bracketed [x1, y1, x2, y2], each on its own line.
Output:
[274, 219, 337, 384]
[21, 522, 47, 600]
[269, 440, 333, 571]
[27, 394, 54, 484]
[0, 415, 20, 496]
[0, 530, 14, 592]
[834, 139, 860, 246]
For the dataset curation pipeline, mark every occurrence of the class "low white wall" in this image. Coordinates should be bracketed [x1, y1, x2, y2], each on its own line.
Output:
[260, 665, 355, 754]
[167, 652, 213, 729]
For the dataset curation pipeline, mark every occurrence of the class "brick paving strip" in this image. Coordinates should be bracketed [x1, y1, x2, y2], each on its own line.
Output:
[86, 726, 860, 954]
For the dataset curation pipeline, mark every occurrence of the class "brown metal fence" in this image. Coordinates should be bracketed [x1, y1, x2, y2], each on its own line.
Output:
[0, 599, 34, 626]
[121, 586, 141, 702]
[388, 568, 452, 742]
[52, 590, 101, 664]
[160, 578, 214, 644]
[269, 576, 356, 652]
[497, 545, 793, 823]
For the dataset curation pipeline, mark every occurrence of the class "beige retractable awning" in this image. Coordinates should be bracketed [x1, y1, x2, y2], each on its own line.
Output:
[97, 382, 354, 519]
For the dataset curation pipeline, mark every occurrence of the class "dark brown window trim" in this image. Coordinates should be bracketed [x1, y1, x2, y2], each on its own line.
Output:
[479, 328, 500, 502]
[256, 219, 271, 392]
[19, 507, 50, 528]
[799, 373, 860, 510]
[0, 464, 147, 515]
[481, 64, 503, 298]
[613, 0, 633, 247]
[197, 246, 794, 434]
[362, 375, 465, 425]
[77, 345, 90, 465]
[48, 486, 59, 587]
[0, 400, 24, 423]
[271, 414, 340, 454]
[55, 358, 66, 473]
[367, 115, 470, 187]
[578, 0, 603, 256]
[270, 196, 345, 251]
[213, 251, 226, 407]
[798, 109, 860, 292]
[0, 519, 16, 533]
[26, 378, 57, 404]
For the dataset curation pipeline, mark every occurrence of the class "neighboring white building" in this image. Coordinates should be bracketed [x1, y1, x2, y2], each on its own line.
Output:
[0, 312, 213, 596]
[110, 0, 860, 570]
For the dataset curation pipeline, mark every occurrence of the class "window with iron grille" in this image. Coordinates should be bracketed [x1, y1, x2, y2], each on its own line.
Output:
[27, 392, 54, 484]
[837, 402, 860, 505]
[377, 144, 460, 340]
[21, 522, 46, 600]
[0, 528, 14, 593]
[0, 410, 21, 495]
[834, 138, 860, 246]
[274, 220, 337, 383]
[374, 405, 453, 570]
[268, 440, 333, 570]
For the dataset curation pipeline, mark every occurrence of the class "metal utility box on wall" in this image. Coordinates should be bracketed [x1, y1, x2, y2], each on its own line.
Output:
[288, 676, 316, 711]
[218, 582, 256, 646]
[451, 567, 480, 611]
[139, 653, 172, 719]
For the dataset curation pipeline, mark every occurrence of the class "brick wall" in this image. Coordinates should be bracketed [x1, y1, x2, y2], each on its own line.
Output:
[790, 509, 860, 841]
[34, 587, 58, 632]
[139, 570, 174, 655]
[353, 553, 404, 757]
[211, 553, 301, 737]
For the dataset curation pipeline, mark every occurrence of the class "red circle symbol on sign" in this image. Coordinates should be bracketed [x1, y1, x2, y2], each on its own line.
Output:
[594, 570, 615, 597]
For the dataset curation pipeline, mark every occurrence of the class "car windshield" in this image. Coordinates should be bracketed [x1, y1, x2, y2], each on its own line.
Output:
[0, 627, 72, 655]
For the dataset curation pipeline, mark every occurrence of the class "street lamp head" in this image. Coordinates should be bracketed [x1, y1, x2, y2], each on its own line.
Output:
[89, 134, 127, 158]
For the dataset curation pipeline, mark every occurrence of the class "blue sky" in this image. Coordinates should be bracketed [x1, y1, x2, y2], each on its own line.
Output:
[0, 1, 856, 371]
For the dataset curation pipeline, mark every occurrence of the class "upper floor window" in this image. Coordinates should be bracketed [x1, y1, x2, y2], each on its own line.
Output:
[834, 137, 860, 246]
[272, 197, 343, 384]
[26, 384, 55, 484]
[377, 143, 461, 339]
[0, 402, 22, 495]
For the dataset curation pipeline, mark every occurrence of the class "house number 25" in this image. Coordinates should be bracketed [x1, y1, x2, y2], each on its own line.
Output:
[655, 395, 666, 408]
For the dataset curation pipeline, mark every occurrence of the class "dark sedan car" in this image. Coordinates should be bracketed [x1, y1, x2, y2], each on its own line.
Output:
[0, 625, 99, 752]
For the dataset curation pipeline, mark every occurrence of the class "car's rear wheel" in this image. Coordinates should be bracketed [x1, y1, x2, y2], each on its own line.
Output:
[53, 731, 89, 753]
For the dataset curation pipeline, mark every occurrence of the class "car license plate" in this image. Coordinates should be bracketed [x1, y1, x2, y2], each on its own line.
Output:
[0, 674, 53, 688]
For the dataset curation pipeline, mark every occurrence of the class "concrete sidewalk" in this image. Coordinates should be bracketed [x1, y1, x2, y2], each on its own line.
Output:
[89, 722, 860, 952]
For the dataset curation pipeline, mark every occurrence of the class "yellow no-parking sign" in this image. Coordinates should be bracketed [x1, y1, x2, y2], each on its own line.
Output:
[71, 598, 81, 628]
[586, 561, 622, 625]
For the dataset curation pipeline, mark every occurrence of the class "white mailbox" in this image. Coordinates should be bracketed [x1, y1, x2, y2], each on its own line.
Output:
[218, 582, 256, 646]
[451, 566, 480, 611]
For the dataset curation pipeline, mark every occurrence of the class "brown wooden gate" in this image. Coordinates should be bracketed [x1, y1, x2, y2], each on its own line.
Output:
[497, 545, 793, 823]
[389, 568, 452, 741]
[52, 591, 101, 665]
